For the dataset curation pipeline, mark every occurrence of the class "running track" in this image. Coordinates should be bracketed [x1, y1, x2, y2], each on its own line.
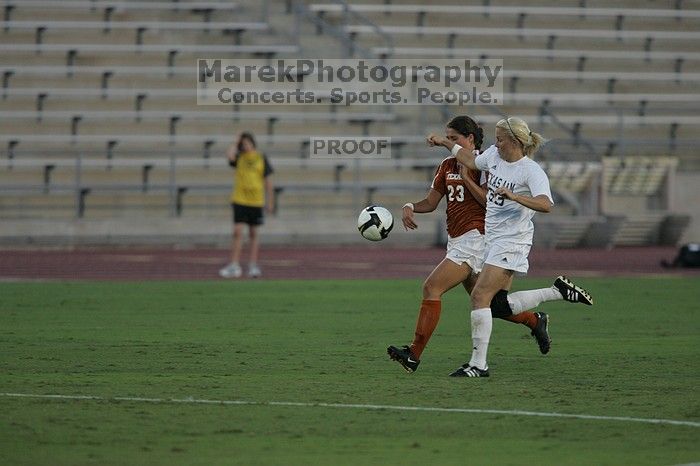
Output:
[0, 246, 697, 280]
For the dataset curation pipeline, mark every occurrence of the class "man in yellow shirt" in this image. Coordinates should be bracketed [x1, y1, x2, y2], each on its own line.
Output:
[219, 132, 274, 278]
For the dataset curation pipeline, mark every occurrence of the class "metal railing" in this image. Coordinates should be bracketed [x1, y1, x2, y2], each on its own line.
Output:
[291, 0, 391, 58]
[331, 0, 393, 58]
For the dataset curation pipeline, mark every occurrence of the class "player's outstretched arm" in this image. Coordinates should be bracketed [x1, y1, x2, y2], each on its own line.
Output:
[427, 133, 477, 170]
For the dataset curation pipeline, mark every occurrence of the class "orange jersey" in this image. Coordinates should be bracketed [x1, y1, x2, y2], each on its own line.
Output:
[431, 156, 486, 237]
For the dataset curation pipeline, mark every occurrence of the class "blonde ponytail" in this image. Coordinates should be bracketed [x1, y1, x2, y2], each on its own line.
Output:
[526, 130, 546, 158]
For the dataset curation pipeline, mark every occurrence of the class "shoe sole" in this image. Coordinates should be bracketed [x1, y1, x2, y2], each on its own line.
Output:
[387, 347, 416, 373]
[449, 368, 490, 377]
[556, 276, 593, 305]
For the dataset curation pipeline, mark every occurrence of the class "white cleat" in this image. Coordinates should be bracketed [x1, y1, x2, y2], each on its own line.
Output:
[219, 263, 242, 278]
[248, 264, 262, 278]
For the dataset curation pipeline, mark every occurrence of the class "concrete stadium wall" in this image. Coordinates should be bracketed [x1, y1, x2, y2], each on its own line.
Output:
[675, 171, 700, 244]
[2, 171, 698, 248]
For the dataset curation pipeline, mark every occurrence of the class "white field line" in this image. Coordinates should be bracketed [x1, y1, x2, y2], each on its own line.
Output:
[1, 392, 699, 428]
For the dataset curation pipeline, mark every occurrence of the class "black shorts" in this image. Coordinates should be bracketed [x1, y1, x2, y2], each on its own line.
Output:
[232, 203, 264, 225]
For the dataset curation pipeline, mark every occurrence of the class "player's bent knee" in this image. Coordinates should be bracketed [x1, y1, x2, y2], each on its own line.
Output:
[470, 284, 493, 305]
[490, 289, 513, 318]
[422, 279, 445, 299]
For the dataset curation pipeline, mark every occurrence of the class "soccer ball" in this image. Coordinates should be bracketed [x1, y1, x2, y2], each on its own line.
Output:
[357, 205, 394, 241]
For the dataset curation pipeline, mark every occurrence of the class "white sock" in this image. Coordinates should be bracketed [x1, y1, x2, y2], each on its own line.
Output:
[507, 287, 562, 313]
[468, 308, 492, 370]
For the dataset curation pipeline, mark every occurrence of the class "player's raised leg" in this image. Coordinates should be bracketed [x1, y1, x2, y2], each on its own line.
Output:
[505, 276, 593, 312]
[482, 286, 551, 354]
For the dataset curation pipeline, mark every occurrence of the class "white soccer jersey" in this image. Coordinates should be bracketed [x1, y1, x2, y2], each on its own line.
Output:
[474, 145, 553, 246]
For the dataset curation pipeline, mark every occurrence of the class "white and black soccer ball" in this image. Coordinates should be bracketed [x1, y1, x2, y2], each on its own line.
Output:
[357, 205, 394, 241]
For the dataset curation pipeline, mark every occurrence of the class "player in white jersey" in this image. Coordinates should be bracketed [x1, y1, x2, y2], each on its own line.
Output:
[428, 116, 594, 377]
[387, 116, 549, 375]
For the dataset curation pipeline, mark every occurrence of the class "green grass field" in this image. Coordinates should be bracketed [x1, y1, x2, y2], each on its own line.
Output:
[1, 277, 699, 465]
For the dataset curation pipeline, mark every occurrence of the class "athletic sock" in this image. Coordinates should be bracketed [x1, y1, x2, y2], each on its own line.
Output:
[468, 307, 492, 370]
[507, 287, 561, 313]
[502, 311, 538, 330]
[409, 299, 441, 359]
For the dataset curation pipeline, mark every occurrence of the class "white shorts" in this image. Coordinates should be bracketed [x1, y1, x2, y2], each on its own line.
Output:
[446, 229, 485, 273]
[483, 240, 531, 274]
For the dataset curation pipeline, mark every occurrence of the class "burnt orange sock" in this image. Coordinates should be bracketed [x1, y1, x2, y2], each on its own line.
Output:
[409, 299, 441, 359]
[502, 311, 538, 330]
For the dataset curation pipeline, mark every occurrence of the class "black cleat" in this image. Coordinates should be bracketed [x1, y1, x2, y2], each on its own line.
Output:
[448, 364, 490, 377]
[387, 345, 420, 373]
[531, 312, 551, 355]
[553, 276, 593, 305]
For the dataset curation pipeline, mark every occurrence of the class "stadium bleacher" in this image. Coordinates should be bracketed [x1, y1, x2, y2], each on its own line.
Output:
[0, 0, 697, 246]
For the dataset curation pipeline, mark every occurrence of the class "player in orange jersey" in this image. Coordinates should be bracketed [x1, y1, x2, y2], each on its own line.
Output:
[428, 117, 592, 378]
[387, 116, 549, 373]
